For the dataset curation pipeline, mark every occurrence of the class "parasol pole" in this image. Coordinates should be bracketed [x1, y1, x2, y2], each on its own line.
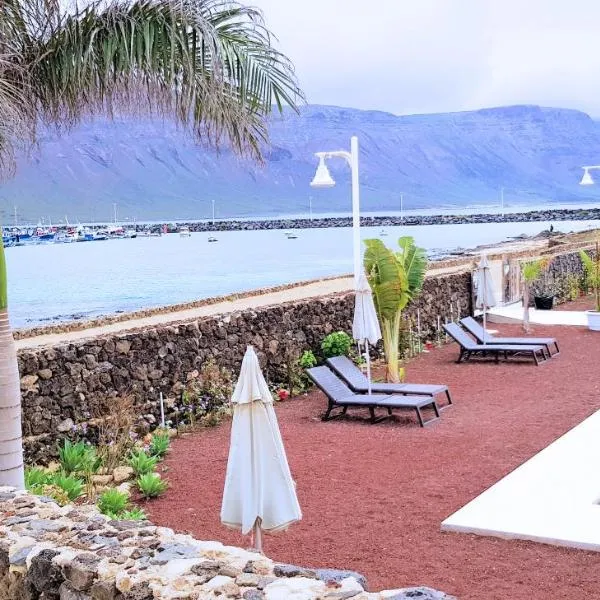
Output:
[252, 519, 263, 553]
[365, 340, 372, 395]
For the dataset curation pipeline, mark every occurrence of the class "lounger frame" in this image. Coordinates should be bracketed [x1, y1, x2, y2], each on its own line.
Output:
[460, 316, 560, 358]
[444, 323, 547, 365]
[306, 366, 440, 427]
[325, 355, 453, 407]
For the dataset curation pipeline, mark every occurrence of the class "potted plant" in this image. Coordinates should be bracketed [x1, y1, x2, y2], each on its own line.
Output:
[579, 241, 600, 331]
[521, 259, 543, 332]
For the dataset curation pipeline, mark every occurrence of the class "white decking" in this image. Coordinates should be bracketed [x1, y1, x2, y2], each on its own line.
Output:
[441, 409, 600, 551]
[486, 302, 588, 326]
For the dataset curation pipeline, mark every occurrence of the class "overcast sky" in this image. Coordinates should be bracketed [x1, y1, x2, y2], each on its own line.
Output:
[251, 0, 600, 116]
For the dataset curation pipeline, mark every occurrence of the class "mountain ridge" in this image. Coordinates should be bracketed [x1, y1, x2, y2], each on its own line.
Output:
[2, 103, 600, 222]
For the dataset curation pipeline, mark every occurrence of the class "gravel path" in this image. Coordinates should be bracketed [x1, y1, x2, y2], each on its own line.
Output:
[146, 322, 600, 600]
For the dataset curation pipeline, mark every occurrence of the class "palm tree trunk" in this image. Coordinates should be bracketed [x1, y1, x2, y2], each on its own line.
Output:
[0, 234, 24, 489]
[382, 314, 401, 383]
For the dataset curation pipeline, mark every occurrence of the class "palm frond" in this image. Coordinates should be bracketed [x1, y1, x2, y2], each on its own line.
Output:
[396, 236, 427, 299]
[364, 239, 408, 319]
[0, 0, 303, 172]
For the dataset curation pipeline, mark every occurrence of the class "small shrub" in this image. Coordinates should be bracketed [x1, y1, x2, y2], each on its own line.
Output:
[119, 507, 147, 521]
[149, 431, 170, 459]
[51, 473, 84, 501]
[127, 449, 158, 476]
[25, 467, 52, 491]
[38, 484, 70, 506]
[321, 331, 353, 358]
[199, 410, 222, 428]
[96, 395, 136, 472]
[97, 488, 129, 517]
[58, 440, 89, 474]
[298, 350, 317, 369]
[137, 473, 168, 499]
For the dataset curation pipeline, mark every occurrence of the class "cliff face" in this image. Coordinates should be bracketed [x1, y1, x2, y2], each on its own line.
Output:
[4, 104, 600, 221]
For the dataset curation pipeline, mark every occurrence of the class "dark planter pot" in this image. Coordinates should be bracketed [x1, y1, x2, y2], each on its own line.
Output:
[534, 295, 555, 310]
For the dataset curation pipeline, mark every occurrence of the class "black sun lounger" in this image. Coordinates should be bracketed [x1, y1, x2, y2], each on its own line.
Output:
[306, 366, 440, 427]
[443, 323, 547, 365]
[325, 355, 452, 407]
[460, 316, 559, 358]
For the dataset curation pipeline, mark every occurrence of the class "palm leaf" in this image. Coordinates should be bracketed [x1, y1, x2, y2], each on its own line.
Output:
[396, 236, 427, 299]
[0, 0, 303, 170]
[364, 239, 408, 320]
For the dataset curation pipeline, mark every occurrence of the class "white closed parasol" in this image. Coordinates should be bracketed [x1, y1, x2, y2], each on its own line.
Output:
[352, 272, 382, 393]
[475, 254, 497, 343]
[220, 346, 301, 552]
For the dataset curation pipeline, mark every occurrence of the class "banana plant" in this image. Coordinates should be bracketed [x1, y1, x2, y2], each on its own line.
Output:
[0, 232, 24, 488]
[364, 237, 427, 382]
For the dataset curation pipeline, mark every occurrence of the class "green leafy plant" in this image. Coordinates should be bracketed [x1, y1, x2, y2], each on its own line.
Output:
[127, 449, 158, 476]
[564, 274, 582, 302]
[38, 484, 70, 506]
[119, 507, 147, 521]
[321, 332, 353, 358]
[97, 488, 129, 517]
[580, 242, 600, 312]
[298, 350, 317, 369]
[58, 440, 90, 475]
[364, 236, 427, 382]
[149, 431, 171, 459]
[51, 473, 84, 501]
[25, 467, 52, 491]
[137, 473, 168, 499]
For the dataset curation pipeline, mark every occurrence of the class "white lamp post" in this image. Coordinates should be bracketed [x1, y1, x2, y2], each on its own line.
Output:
[310, 136, 361, 285]
[580, 166, 600, 185]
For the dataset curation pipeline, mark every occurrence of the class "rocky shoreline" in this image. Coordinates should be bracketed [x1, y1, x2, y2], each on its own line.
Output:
[174, 207, 600, 232]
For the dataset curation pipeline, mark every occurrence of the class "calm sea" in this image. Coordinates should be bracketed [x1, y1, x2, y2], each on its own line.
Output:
[5, 218, 599, 328]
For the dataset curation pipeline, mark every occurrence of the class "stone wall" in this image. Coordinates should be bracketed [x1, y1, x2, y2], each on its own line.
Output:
[17, 272, 471, 464]
[0, 488, 455, 600]
[526, 248, 594, 305]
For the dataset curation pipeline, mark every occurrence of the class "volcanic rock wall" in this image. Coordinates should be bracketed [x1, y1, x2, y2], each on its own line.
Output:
[17, 272, 471, 463]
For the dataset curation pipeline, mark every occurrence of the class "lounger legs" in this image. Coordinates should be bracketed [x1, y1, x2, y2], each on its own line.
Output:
[415, 407, 424, 427]
[415, 402, 441, 427]
[444, 390, 453, 406]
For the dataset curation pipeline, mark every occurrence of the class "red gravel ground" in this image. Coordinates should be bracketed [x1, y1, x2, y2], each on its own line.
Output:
[146, 320, 600, 600]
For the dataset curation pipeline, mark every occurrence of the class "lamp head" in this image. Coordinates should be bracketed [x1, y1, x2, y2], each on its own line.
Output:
[310, 155, 335, 188]
[580, 168, 594, 186]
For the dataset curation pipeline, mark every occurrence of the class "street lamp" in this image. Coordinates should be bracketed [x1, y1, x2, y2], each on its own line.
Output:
[310, 136, 361, 284]
[580, 166, 600, 185]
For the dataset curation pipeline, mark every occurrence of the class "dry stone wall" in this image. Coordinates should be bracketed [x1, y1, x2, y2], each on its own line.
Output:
[17, 272, 471, 464]
[0, 487, 456, 600]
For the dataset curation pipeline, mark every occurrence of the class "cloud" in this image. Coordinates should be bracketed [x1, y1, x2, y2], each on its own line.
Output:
[252, 0, 600, 116]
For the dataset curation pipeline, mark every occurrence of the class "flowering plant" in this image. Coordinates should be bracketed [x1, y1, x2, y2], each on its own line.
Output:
[277, 389, 290, 401]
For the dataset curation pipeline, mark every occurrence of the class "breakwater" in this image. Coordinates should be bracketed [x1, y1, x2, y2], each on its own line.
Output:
[176, 207, 600, 232]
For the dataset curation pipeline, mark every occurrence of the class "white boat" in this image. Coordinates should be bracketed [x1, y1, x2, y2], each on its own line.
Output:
[208, 236, 218, 242]
[180, 227, 191, 237]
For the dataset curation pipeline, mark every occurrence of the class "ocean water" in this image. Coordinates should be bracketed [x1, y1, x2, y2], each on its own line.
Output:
[5, 219, 599, 328]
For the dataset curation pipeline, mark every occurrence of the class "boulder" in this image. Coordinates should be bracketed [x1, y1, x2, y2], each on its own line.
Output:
[112, 467, 134, 484]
